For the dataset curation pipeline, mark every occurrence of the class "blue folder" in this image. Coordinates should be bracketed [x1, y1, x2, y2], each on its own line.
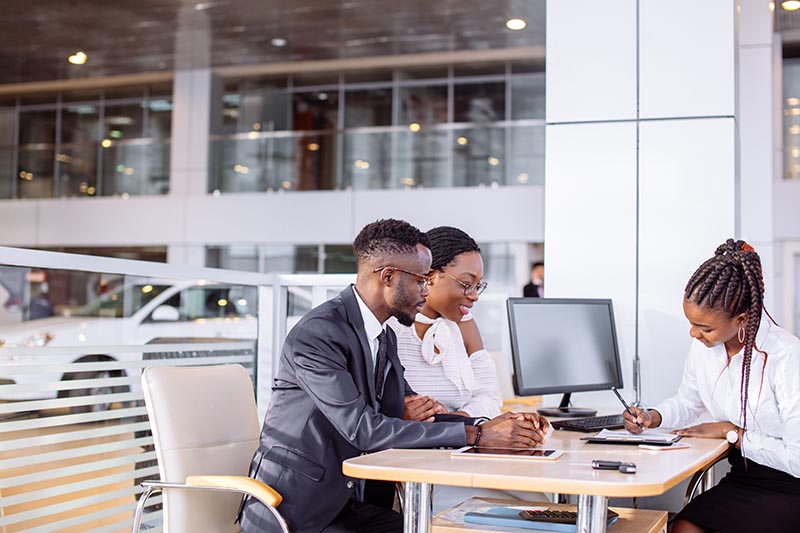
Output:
[463, 506, 619, 532]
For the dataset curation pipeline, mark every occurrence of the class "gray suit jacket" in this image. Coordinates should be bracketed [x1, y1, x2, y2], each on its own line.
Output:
[240, 286, 468, 532]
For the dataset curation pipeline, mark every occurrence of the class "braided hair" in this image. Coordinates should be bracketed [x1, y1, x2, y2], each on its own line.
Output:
[684, 239, 766, 431]
[426, 226, 480, 270]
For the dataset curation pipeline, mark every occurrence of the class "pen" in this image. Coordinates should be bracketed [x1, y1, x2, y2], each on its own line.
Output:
[611, 387, 644, 430]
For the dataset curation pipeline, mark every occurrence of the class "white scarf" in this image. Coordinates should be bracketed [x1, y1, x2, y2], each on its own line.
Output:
[414, 313, 476, 392]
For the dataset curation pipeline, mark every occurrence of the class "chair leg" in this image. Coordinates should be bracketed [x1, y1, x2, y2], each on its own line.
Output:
[131, 485, 157, 533]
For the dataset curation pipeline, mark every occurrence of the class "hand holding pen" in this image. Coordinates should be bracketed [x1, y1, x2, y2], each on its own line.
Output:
[611, 387, 648, 434]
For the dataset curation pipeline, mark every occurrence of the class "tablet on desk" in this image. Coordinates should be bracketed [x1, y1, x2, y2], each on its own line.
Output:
[451, 446, 564, 460]
[580, 428, 682, 446]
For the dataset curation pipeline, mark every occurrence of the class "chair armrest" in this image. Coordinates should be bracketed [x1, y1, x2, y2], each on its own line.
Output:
[185, 475, 282, 507]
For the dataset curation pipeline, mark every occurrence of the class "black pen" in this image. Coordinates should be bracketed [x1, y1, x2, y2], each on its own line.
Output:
[611, 387, 644, 430]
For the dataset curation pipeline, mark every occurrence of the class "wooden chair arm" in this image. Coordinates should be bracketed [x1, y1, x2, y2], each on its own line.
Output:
[185, 475, 282, 507]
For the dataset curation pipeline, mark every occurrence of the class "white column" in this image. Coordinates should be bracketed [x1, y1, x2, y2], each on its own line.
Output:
[738, 0, 776, 311]
[546, 0, 749, 406]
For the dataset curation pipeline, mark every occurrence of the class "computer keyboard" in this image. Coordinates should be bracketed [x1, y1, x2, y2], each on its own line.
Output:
[550, 414, 625, 432]
[519, 508, 619, 524]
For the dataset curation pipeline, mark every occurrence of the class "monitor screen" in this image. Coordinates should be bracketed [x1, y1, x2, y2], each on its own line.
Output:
[507, 298, 623, 396]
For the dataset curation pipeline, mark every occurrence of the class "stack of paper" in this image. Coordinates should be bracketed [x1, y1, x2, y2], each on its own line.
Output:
[590, 428, 682, 444]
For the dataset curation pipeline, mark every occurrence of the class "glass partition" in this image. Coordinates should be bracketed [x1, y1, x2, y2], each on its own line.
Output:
[0, 249, 269, 532]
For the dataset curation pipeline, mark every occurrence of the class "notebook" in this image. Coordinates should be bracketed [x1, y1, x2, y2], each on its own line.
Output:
[580, 428, 682, 446]
[463, 506, 619, 532]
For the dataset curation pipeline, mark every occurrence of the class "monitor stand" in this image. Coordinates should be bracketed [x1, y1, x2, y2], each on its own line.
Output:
[536, 393, 597, 418]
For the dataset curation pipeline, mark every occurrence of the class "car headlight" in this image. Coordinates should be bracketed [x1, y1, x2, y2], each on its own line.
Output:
[22, 332, 54, 347]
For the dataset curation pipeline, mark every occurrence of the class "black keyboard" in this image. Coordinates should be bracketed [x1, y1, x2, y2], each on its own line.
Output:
[519, 509, 619, 524]
[550, 414, 625, 432]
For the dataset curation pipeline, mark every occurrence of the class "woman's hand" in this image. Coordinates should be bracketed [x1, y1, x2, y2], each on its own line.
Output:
[457, 317, 484, 355]
[672, 421, 737, 440]
[622, 406, 661, 434]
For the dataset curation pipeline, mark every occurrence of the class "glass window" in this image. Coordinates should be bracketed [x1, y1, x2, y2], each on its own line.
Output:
[76, 284, 170, 318]
[206, 245, 259, 272]
[57, 145, 98, 197]
[167, 285, 257, 321]
[324, 245, 356, 273]
[104, 103, 144, 140]
[454, 82, 505, 123]
[511, 74, 545, 120]
[295, 246, 320, 273]
[399, 85, 448, 126]
[345, 88, 392, 127]
[783, 62, 800, 180]
[292, 92, 338, 131]
[240, 89, 290, 132]
[19, 110, 56, 145]
[395, 130, 449, 188]
[146, 98, 172, 138]
[61, 104, 100, 144]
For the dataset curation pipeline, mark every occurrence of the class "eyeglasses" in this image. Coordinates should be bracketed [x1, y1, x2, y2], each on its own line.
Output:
[373, 266, 433, 290]
[441, 272, 488, 296]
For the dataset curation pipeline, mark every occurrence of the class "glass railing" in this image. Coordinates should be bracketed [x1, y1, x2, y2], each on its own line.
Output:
[0, 140, 171, 199]
[210, 121, 544, 193]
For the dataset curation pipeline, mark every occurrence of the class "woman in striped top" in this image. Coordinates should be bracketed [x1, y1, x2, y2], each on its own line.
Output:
[389, 226, 501, 419]
[389, 226, 547, 512]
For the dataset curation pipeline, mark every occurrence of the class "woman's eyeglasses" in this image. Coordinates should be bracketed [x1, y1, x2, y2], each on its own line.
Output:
[441, 272, 488, 296]
[373, 266, 433, 290]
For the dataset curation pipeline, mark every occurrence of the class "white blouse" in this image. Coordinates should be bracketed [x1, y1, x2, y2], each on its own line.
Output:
[655, 314, 800, 477]
[388, 316, 502, 419]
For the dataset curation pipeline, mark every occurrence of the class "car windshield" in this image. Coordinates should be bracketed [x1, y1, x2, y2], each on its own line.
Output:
[74, 284, 170, 318]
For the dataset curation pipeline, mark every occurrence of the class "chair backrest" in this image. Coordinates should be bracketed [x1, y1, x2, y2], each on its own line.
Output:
[142, 364, 260, 533]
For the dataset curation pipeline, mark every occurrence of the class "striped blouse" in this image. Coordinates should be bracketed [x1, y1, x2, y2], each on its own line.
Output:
[388, 316, 502, 419]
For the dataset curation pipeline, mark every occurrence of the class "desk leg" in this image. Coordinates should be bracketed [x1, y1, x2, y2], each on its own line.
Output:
[402, 482, 431, 533]
[576, 494, 608, 533]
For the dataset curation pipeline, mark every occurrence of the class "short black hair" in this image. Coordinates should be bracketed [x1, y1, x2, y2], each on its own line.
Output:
[426, 226, 480, 270]
[352, 219, 429, 265]
[532, 261, 544, 269]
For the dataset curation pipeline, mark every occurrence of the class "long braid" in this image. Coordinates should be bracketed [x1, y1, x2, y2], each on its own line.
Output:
[685, 239, 765, 432]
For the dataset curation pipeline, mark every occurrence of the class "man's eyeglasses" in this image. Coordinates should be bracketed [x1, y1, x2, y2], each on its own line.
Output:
[373, 266, 433, 290]
[441, 272, 488, 296]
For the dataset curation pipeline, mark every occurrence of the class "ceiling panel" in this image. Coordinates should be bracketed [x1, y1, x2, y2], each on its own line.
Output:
[0, 0, 545, 85]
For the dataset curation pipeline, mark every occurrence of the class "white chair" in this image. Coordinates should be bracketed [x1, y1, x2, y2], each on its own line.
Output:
[131, 364, 289, 532]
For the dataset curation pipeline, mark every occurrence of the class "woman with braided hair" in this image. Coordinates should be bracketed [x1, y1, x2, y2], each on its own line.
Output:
[623, 239, 800, 533]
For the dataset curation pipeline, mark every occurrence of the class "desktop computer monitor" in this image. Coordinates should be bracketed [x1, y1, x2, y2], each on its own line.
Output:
[507, 298, 623, 417]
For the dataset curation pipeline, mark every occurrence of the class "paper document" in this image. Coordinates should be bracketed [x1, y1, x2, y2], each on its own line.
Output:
[593, 428, 681, 444]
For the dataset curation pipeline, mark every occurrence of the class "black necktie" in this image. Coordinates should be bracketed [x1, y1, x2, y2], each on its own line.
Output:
[375, 330, 388, 400]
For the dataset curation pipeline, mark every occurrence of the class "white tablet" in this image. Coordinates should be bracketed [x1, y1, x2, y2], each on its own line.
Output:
[451, 446, 564, 460]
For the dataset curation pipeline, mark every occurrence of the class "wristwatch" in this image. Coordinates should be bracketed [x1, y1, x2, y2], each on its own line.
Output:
[726, 429, 739, 444]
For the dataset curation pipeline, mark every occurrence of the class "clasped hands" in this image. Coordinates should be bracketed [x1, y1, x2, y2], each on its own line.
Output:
[403, 395, 549, 447]
[622, 406, 741, 447]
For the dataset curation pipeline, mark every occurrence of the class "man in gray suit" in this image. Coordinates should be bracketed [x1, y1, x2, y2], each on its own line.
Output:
[240, 219, 548, 532]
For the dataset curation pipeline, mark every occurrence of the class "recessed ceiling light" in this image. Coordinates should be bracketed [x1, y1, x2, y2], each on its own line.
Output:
[506, 18, 527, 31]
[271, 38, 287, 47]
[194, 2, 214, 10]
[68, 51, 87, 65]
[783, 1, 800, 10]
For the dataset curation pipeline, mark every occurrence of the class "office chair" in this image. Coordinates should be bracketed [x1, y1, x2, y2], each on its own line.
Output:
[131, 364, 289, 532]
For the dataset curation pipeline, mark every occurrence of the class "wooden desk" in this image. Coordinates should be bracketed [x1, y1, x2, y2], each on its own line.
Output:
[342, 431, 728, 533]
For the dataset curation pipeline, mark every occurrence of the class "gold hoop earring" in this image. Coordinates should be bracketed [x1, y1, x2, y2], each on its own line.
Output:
[737, 324, 745, 344]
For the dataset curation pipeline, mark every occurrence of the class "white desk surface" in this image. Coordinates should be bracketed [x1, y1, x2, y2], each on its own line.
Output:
[342, 430, 728, 498]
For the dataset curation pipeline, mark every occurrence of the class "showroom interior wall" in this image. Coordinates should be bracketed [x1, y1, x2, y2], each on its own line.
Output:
[544, 0, 780, 409]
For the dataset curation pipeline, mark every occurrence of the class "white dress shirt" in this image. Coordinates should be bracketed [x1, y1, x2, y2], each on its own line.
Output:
[388, 315, 502, 419]
[655, 314, 800, 477]
[352, 286, 385, 367]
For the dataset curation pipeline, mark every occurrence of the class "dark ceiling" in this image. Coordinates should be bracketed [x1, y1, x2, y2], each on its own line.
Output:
[1, 0, 546, 85]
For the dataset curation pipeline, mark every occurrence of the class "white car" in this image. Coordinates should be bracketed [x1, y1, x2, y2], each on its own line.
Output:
[0, 278, 259, 403]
